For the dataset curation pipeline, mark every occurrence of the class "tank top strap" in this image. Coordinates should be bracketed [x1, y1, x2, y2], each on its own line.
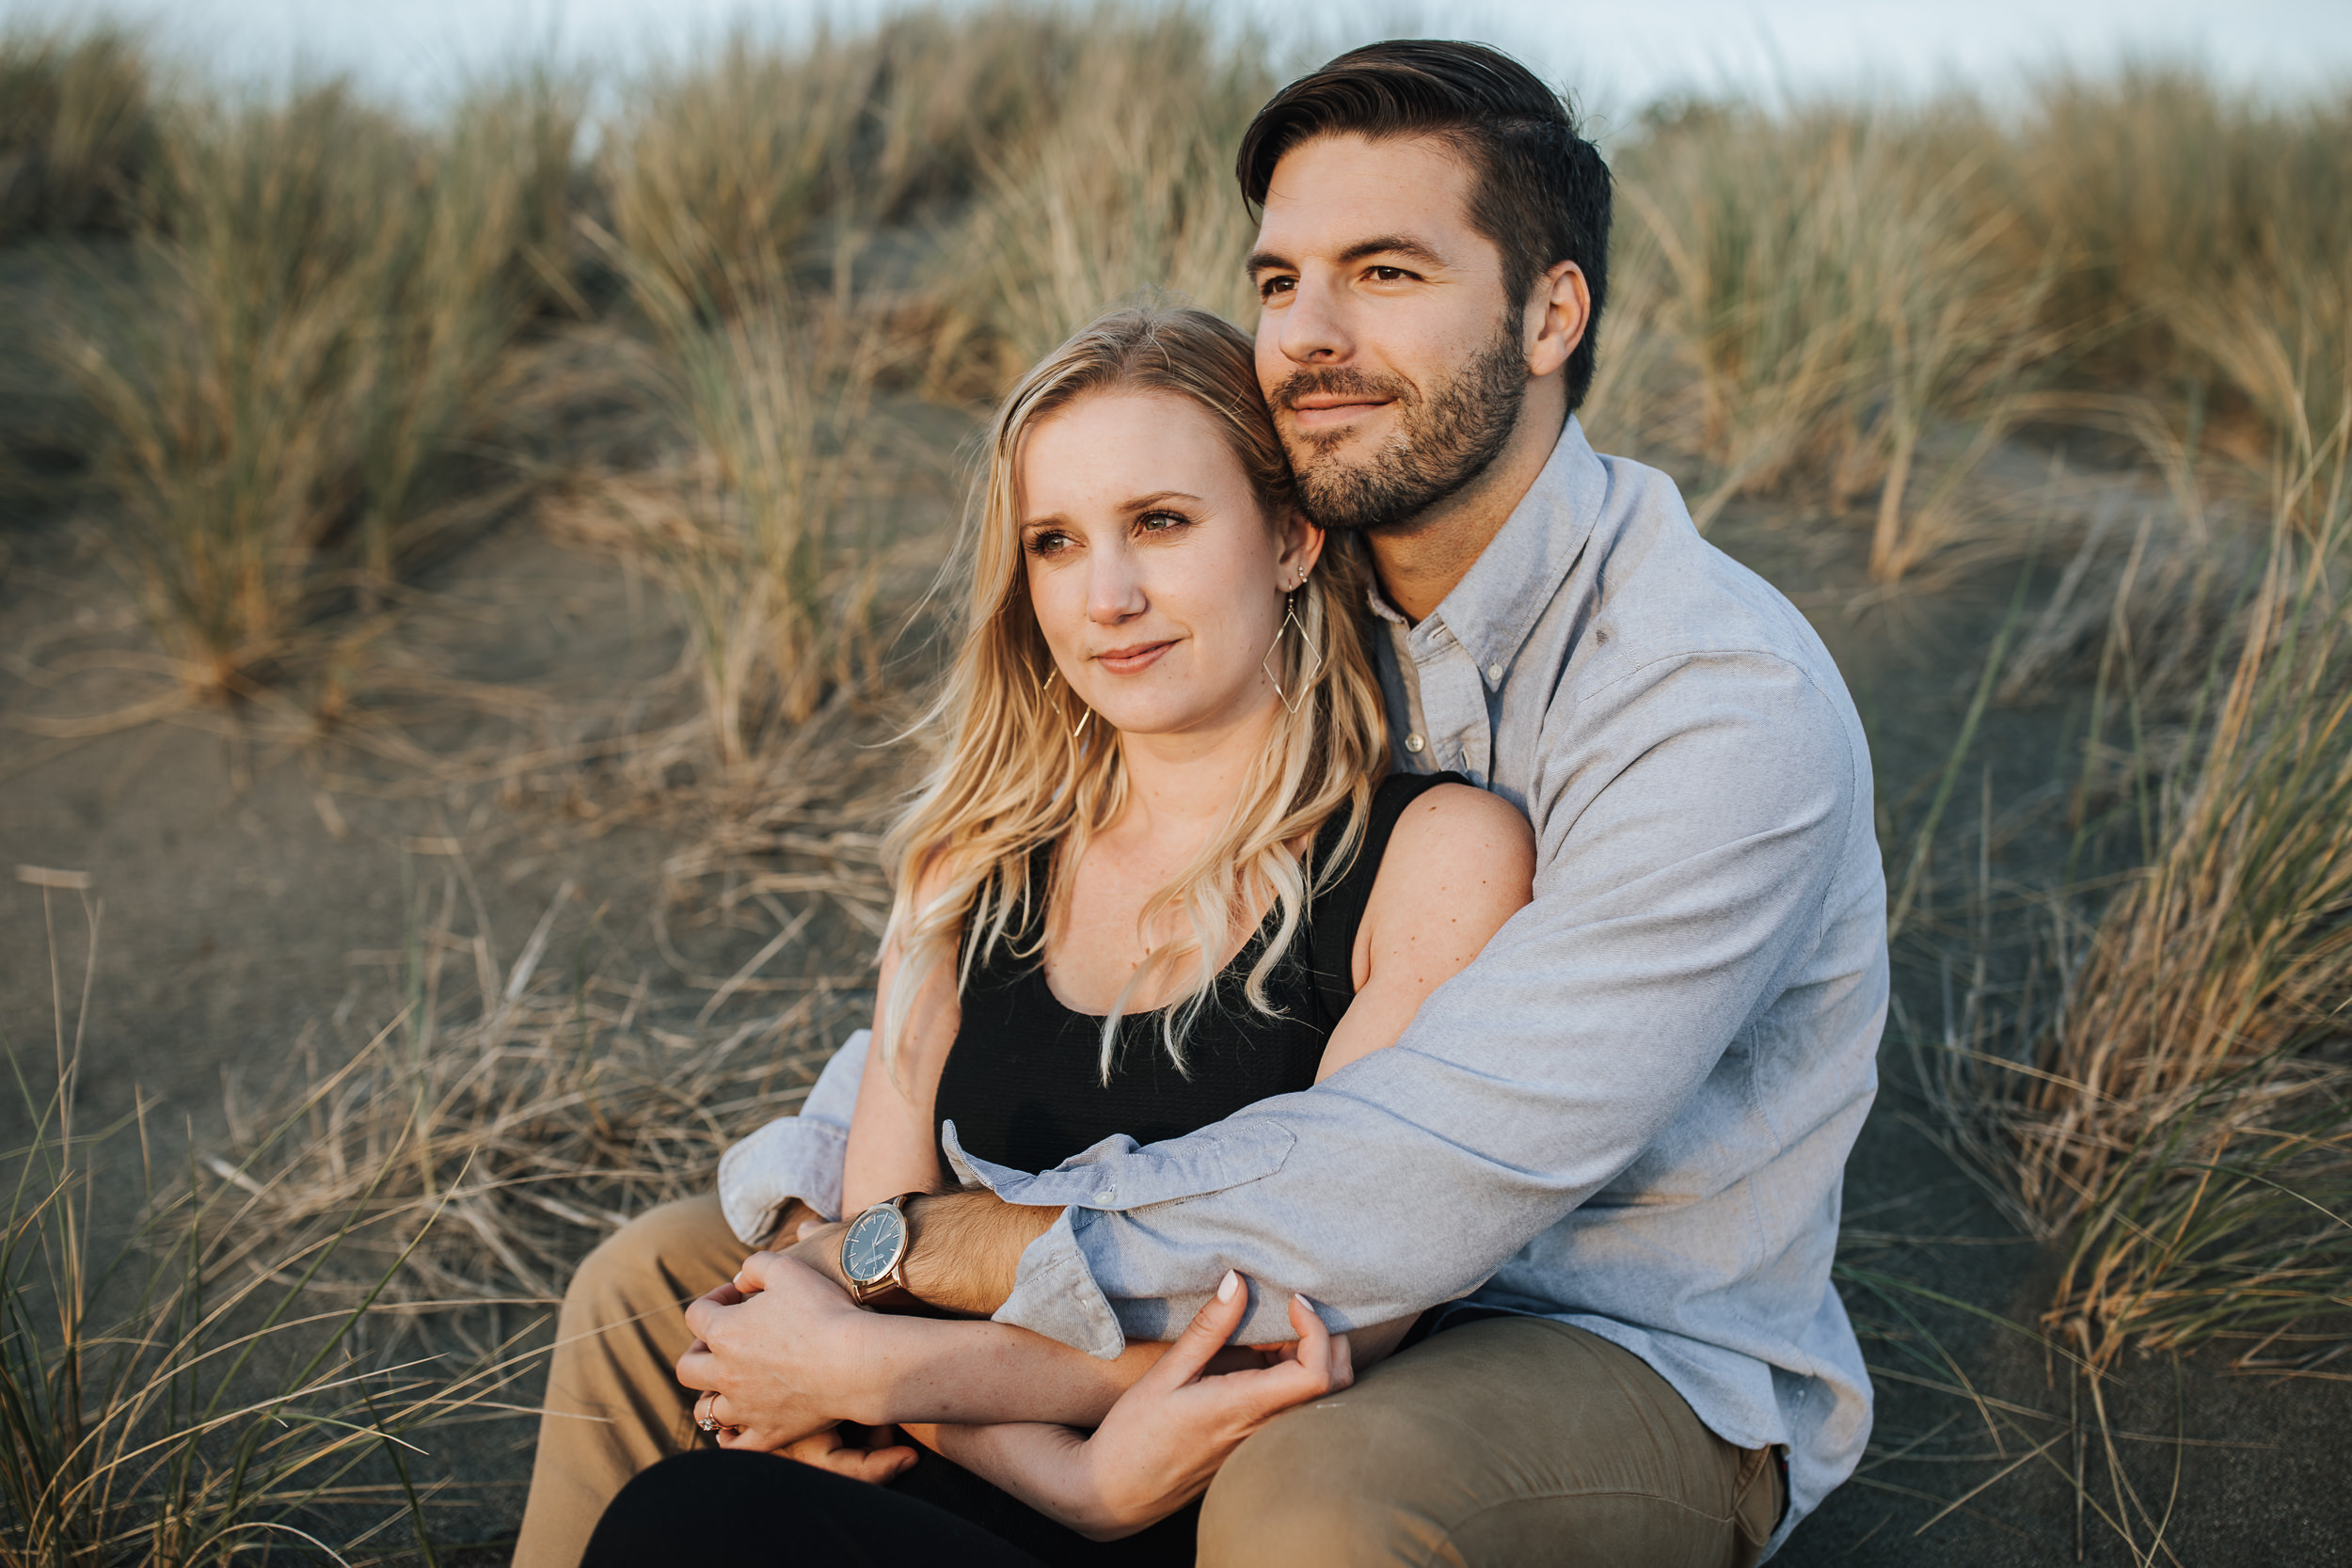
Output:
[1306, 769, 1470, 1024]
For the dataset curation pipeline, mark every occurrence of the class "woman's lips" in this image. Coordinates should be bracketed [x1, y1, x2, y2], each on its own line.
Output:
[1093, 640, 1173, 674]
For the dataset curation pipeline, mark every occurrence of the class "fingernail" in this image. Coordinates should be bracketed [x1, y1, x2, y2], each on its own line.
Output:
[1295, 1293, 1317, 1313]
[1217, 1269, 1240, 1303]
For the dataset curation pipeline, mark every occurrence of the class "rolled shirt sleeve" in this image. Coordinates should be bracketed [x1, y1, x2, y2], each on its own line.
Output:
[715, 1027, 868, 1243]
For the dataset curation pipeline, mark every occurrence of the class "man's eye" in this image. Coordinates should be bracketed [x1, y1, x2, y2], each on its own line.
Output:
[1257, 276, 1295, 300]
[1369, 266, 1410, 282]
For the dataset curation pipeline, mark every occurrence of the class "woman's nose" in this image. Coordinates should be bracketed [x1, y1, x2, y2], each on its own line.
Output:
[1087, 555, 1148, 624]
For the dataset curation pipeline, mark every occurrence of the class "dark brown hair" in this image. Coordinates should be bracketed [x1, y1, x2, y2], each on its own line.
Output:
[1236, 40, 1613, 412]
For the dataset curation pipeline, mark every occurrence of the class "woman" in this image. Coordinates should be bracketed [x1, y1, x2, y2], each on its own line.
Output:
[559, 303, 1534, 1564]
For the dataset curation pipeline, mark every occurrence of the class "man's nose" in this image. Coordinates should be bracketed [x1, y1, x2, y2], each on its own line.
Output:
[1277, 275, 1352, 365]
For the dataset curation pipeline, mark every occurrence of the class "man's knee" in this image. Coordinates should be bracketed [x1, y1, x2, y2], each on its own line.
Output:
[1200, 1397, 1450, 1568]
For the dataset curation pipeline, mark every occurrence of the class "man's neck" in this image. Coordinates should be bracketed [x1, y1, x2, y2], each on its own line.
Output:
[1368, 396, 1565, 625]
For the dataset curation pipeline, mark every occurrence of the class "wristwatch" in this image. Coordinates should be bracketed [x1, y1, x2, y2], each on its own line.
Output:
[839, 1192, 925, 1304]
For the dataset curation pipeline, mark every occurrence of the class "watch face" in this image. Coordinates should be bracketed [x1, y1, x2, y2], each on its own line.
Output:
[842, 1205, 906, 1286]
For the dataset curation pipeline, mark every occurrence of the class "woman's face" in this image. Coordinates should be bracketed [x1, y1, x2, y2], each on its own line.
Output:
[1018, 389, 1321, 747]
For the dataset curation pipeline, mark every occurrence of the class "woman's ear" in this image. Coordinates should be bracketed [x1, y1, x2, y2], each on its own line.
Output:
[1276, 508, 1326, 585]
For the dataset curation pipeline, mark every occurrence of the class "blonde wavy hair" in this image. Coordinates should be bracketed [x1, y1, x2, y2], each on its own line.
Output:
[879, 303, 1390, 1082]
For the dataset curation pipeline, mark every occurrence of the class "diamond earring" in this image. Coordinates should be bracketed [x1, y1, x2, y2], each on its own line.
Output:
[1262, 590, 1321, 715]
[1041, 665, 1091, 739]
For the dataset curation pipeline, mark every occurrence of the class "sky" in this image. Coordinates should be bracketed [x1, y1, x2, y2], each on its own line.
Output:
[6, 0, 2349, 115]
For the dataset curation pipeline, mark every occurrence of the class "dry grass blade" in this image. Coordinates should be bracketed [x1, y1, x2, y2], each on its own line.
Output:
[2, 896, 516, 1567]
[53, 73, 578, 700]
[0, 23, 154, 242]
[1616, 95, 2053, 573]
[193, 949, 858, 1328]
[1990, 372, 2352, 1367]
[925, 6, 1271, 394]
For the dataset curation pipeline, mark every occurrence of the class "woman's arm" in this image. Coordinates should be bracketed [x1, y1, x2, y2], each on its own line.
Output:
[902, 1276, 1351, 1541]
[840, 864, 964, 1213]
[1315, 783, 1535, 1081]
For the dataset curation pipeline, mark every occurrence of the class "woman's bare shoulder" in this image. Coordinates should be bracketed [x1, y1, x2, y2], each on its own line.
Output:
[1388, 783, 1534, 868]
[1363, 783, 1535, 939]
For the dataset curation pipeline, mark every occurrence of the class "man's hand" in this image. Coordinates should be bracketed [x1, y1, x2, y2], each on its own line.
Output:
[675, 1253, 873, 1450]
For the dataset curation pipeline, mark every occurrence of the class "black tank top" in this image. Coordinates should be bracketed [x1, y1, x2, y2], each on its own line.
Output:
[932, 771, 1464, 1181]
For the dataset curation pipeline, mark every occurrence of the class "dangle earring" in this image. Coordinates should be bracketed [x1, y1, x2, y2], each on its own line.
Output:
[1041, 665, 1091, 740]
[1261, 569, 1321, 715]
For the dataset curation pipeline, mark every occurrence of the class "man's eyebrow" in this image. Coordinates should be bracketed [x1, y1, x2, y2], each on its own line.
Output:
[1336, 234, 1448, 269]
[1245, 236, 1451, 276]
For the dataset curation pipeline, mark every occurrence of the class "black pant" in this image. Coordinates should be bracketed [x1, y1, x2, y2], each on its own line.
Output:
[581, 1446, 1200, 1568]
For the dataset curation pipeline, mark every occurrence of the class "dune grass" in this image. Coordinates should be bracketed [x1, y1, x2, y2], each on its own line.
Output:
[926, 8, 1273, 392]
[54, 72, 579, 699]
[1, 892, 514, 1567]
[2014, 388, 2352, 1369]
[0, 24, 154, 244]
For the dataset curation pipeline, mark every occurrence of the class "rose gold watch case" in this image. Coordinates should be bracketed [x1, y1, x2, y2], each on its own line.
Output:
[840, 1194, 917, 1304]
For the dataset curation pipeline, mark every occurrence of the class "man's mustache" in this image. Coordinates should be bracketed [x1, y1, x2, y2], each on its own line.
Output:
[1268, 367, 1415, 412]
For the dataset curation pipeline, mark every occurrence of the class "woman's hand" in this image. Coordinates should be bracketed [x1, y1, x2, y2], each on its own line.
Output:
[677, 1253, 875, 1451]
[917, 1271, 1354, 1540]
[775, 1421, 921, 1482]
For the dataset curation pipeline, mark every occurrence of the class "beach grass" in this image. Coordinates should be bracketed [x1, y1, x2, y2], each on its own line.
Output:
[1, 894, 514, 1566]
[52, 71, 577, 699]
[0, 24, 154, 244]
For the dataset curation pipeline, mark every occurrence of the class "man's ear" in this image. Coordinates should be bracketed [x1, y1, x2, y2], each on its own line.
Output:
[1524, 260, 1591, 380]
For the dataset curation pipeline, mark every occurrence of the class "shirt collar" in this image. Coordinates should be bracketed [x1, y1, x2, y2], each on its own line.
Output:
[1361, 418, 1606, 674]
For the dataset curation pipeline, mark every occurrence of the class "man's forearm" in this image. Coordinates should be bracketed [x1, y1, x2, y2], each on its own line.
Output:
[902, 1189, 1065, 1317]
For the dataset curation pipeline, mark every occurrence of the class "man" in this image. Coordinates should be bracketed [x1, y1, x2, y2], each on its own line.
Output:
[520, 40, 1882, 1567]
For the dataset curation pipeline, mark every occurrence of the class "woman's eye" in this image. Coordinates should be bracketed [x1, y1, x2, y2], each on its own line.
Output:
[1025, 531, 1073, 557]
[1136, 510, 1189, 535]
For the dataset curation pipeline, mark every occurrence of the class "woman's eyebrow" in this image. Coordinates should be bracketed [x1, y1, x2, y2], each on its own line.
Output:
[1122, 490, 1204, 513]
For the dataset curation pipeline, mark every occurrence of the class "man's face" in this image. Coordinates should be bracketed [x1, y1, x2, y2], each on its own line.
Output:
[1248, 133, 1529, 534]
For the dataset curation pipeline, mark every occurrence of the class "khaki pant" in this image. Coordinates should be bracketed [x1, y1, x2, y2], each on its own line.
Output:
[515, 1196, 1782, 1568]
[515, 1196, 750, 1568]
[1199, 1314, 1781, 1567]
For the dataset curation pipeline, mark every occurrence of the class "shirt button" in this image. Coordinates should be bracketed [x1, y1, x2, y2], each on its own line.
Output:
[1405, 734, 1424, 753]
[1094, 1189, 1115, 1204]
[1486, 662, 1504, 683]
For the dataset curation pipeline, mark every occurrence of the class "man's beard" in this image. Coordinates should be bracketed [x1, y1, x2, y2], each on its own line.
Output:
[1271, 318, 1528, 534]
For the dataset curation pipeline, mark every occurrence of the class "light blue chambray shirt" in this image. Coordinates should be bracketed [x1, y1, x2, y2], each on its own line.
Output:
[718, 417, 1885, 1555]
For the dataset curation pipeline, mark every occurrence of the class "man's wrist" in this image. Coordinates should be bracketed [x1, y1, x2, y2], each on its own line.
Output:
[900, 1191, 1064, 1317]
